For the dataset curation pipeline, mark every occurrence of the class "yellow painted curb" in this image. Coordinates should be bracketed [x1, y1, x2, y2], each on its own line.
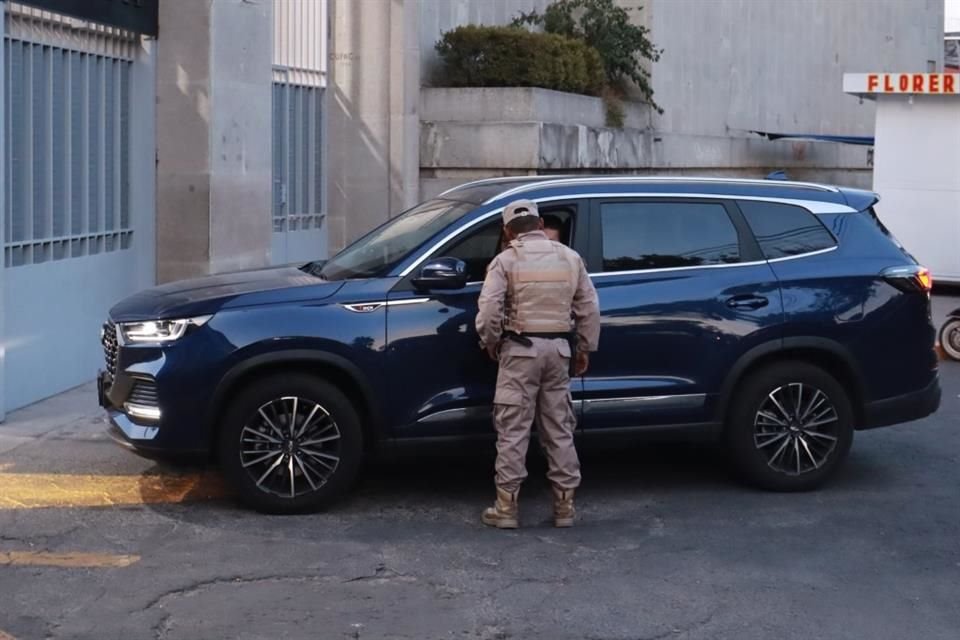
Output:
[0, 472, 225, 510]
[0, 551, 140, 568]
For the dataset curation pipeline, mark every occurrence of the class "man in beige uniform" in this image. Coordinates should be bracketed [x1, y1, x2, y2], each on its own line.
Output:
[476, 199, 601, 529]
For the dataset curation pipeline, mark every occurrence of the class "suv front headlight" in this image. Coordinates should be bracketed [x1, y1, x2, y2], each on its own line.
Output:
[118, 315, 212, 344]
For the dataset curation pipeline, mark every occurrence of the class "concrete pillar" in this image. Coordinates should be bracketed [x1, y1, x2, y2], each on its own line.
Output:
[155, 0, 273, 283]
[0, 0, 6, 421]
[327, 0, 420, 254]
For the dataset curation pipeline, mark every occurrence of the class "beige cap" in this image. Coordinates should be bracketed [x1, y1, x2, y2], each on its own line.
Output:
[502, 199, 539, 225]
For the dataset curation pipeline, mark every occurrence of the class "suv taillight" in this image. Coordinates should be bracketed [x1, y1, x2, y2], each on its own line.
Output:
[883, 265, 933, 293]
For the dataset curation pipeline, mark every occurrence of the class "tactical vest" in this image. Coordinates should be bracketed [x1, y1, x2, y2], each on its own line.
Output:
[504, 236, 578, 334]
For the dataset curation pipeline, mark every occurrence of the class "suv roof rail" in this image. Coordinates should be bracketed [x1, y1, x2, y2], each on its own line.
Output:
[485, 176, 840, 203]
[437, 175, 577, 198]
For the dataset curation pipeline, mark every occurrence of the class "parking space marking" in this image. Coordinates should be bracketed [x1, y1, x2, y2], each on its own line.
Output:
[0, 551, 140, 568]
[0, 472, 226, 509]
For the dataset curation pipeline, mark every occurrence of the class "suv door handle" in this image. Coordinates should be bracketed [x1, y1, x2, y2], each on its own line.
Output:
[726, 295, 769, 310]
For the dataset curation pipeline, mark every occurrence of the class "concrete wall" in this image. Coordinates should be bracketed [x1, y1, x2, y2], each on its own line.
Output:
[0, 1, 6, 420]
[327, 0, 420, 253]
[420, 86, 873, 198]
[155, 0, 273, 282]
[334, 0, 945, 253]
[417, 0, 944, 196]
[648, 0, 944, 138]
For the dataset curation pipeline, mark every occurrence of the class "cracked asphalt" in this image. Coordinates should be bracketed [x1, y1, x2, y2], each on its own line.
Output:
[0, 298, 958, 640]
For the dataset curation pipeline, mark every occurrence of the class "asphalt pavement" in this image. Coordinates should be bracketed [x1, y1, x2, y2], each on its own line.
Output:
[0, 295, 957, 640]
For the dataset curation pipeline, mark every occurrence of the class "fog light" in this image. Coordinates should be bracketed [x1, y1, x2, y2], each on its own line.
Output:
[124, 402, 162, 422]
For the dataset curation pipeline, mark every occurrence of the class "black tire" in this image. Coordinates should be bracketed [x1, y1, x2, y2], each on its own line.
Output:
[725, 361, 854, 492]
[218, 374, 364, 514]
[939, 318, 960, 361]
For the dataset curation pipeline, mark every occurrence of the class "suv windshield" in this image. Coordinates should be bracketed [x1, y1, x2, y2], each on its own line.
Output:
[315, 199, 476, 281]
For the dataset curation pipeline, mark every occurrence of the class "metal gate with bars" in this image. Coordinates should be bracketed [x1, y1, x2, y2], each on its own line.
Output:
[270, 0, 327, 266]
[4, 36, 133, 266]
[271, 78, 325, 265]
[0, 2, 155, 416]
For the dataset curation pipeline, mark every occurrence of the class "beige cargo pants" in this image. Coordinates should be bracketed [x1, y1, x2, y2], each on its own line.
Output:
[493, 337, 581, 493]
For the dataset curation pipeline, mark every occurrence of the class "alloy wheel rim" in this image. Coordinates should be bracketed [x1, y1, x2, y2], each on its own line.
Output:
[239, 396, 341, 498]
[753, 383, 839, 476]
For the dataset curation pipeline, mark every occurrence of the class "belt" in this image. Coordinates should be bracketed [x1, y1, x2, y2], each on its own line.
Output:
[501, 331, 579, 375]
[515, 332, 570, 340]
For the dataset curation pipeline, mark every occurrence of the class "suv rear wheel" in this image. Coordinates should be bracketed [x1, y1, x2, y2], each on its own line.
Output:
[218, 374, 363, 514]
[726, 362, 854, 491]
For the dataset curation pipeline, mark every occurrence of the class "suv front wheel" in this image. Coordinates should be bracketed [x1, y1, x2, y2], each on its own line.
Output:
[218, 374, 364, 514]
[726, 362, 854, 491]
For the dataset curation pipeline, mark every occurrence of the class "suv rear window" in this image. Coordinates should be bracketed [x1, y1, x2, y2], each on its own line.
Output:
[600, 201, 740, 271]
[738, 201, 836, 259]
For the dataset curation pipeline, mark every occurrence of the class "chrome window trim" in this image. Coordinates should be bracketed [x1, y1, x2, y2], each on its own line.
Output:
[766, 245, 839, 263]
[399, 192, 855, 278]
[487, 177, 840, 203]
[590, 260, 768, 278]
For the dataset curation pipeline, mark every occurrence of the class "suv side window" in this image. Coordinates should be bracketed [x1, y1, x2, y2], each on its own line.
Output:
[599, 201, 740, 272]
[442, 205, 578, 282]
[738, 200, 837, 259]
[441, 219, 503, 283]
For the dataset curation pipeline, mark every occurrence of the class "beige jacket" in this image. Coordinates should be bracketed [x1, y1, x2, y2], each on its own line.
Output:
[476, 230, 601, 353]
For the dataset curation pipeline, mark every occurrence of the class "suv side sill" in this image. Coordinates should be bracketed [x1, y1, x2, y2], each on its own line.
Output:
[383, 422, 721, 453]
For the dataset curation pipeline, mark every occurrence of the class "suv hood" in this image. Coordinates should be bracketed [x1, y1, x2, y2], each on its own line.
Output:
[109, 266, 344, 322]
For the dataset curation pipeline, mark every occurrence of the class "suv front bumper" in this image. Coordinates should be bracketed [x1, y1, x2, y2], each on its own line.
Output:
[98, 369, 161, 447]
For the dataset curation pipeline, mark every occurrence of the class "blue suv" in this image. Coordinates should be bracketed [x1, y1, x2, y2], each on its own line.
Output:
[98, 177, 941, 513]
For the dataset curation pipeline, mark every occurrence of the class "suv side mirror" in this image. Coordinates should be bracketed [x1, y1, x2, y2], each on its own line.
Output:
[413, 257, 468, 291]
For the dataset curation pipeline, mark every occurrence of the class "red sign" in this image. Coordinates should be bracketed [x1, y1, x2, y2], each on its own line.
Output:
[844, 73, 959, 95]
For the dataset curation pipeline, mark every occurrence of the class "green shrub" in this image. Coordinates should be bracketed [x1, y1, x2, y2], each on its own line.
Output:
[602, 88, 625, 128]
[434, 25, 605, 97]
[514, 0, 663, 113]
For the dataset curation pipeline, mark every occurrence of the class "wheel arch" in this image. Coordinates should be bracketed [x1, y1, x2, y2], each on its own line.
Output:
[205, 350, 382, 453]
[717, 338, 867, 428]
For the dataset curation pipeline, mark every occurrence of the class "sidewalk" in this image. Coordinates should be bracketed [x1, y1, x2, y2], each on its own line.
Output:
[0, 382, 102, 456]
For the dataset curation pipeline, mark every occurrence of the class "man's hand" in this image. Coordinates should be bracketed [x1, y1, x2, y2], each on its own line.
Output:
[574, 351, 589, 376]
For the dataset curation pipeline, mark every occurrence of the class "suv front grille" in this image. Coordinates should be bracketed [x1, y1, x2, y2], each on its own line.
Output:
[128, 379, 159, 407]
[102, 321, 118, 376]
